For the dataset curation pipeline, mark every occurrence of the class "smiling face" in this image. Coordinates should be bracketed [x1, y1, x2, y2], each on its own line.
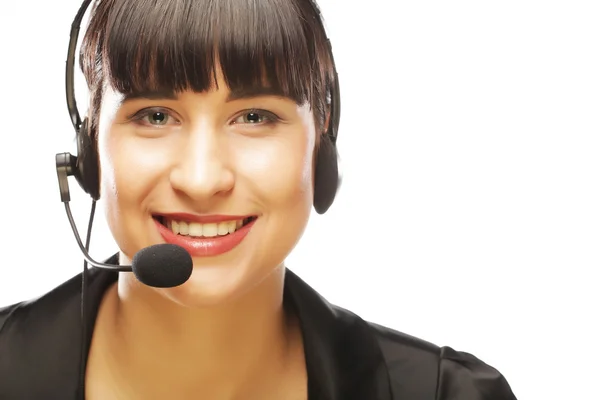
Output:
[97, 71, 317, 305]
[80, 0, 335, 306]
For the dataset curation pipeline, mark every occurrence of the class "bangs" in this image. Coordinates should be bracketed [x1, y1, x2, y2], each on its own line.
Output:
[93, 0, 321, 105]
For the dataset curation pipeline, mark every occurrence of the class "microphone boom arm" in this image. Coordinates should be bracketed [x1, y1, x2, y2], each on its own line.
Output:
[56, 152, 132, 272]
[63, 202, 132, 272]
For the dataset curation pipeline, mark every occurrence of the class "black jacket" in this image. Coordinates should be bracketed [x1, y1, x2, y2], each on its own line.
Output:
[0, 255, 517, 399]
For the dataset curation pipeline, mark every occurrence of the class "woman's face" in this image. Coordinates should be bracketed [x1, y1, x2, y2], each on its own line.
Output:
[97, 68, 317, 306]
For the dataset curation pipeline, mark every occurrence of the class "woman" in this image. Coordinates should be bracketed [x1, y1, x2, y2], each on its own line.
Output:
[0, 0, 517, 399]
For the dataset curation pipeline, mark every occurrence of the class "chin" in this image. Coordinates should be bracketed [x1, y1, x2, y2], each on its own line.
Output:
[155, 260, 280, 308]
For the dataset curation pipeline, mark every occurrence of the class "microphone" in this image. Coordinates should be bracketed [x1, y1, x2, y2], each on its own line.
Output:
[63, 201, 193, 287]
[56, 153, 193, 288]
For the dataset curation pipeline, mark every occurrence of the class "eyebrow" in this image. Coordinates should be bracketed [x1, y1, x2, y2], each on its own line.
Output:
[225, 87, 289, 102]
[122, 90, 178, 103]
[121, 87, 292, 104]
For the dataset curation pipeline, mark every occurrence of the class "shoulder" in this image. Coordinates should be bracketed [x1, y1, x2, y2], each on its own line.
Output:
[0, 272, 83, 339]
[0, 271, 84, 365]
[0, 301, 21, 332]
[0, 271, 84, 333]
[285, 271, 518, 400]
[365, 319, 518, 400]
[0, 268, 115, 397]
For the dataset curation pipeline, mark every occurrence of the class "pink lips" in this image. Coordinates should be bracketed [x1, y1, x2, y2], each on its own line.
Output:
[154, 215, 256, 257]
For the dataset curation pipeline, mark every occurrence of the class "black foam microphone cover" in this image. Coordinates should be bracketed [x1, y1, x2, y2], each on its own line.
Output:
[132, 244, 193, 288]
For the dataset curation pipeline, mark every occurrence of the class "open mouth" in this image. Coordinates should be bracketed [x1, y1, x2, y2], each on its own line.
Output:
[154, 215, 257, 238]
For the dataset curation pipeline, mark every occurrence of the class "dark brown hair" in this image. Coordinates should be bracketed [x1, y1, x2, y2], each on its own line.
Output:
[80, 0, 335, 144]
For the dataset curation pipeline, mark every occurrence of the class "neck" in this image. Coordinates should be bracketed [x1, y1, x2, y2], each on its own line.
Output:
[100, 262, 302, 398]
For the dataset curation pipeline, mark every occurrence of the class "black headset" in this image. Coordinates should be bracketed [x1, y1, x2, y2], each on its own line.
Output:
[58, 0, 341, 214]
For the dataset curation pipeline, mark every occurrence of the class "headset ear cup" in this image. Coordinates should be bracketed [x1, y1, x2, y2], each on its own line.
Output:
[75, 118, 101, 200]
[313, 136, 340, 214]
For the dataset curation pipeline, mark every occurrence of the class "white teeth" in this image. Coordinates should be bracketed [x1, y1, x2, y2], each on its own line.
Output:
[227, 221, 236, 233]
[188, 222, 203, 237]
[179, 221, 189, 235]
[203, 223, 218, 237]
[171, 220, 180, 234]
[217, 222, 230, 235]
[164, 217, 252, 238]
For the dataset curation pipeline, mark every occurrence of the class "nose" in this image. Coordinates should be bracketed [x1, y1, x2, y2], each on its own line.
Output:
[169, 125, 235, 201]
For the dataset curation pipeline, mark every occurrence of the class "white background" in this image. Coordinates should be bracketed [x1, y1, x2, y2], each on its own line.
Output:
[2, 1, 599, 398]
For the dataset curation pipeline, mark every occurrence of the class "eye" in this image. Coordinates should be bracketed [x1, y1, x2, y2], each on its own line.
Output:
[130, 108, 179, 127]
[146, 111, 169, 125]
[233, 109, 278, 125]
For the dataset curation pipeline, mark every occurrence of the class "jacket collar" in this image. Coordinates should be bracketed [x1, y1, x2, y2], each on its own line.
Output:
[284, 270, 392, 400]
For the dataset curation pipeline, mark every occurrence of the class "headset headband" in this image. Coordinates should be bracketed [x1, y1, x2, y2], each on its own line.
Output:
[66, 0, 93, 133]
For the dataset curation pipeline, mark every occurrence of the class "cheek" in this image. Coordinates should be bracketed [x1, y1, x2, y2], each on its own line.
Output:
[99, 134, 173, 202]
[98, 130, 179, 253]
[235, 132, 315, 208]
